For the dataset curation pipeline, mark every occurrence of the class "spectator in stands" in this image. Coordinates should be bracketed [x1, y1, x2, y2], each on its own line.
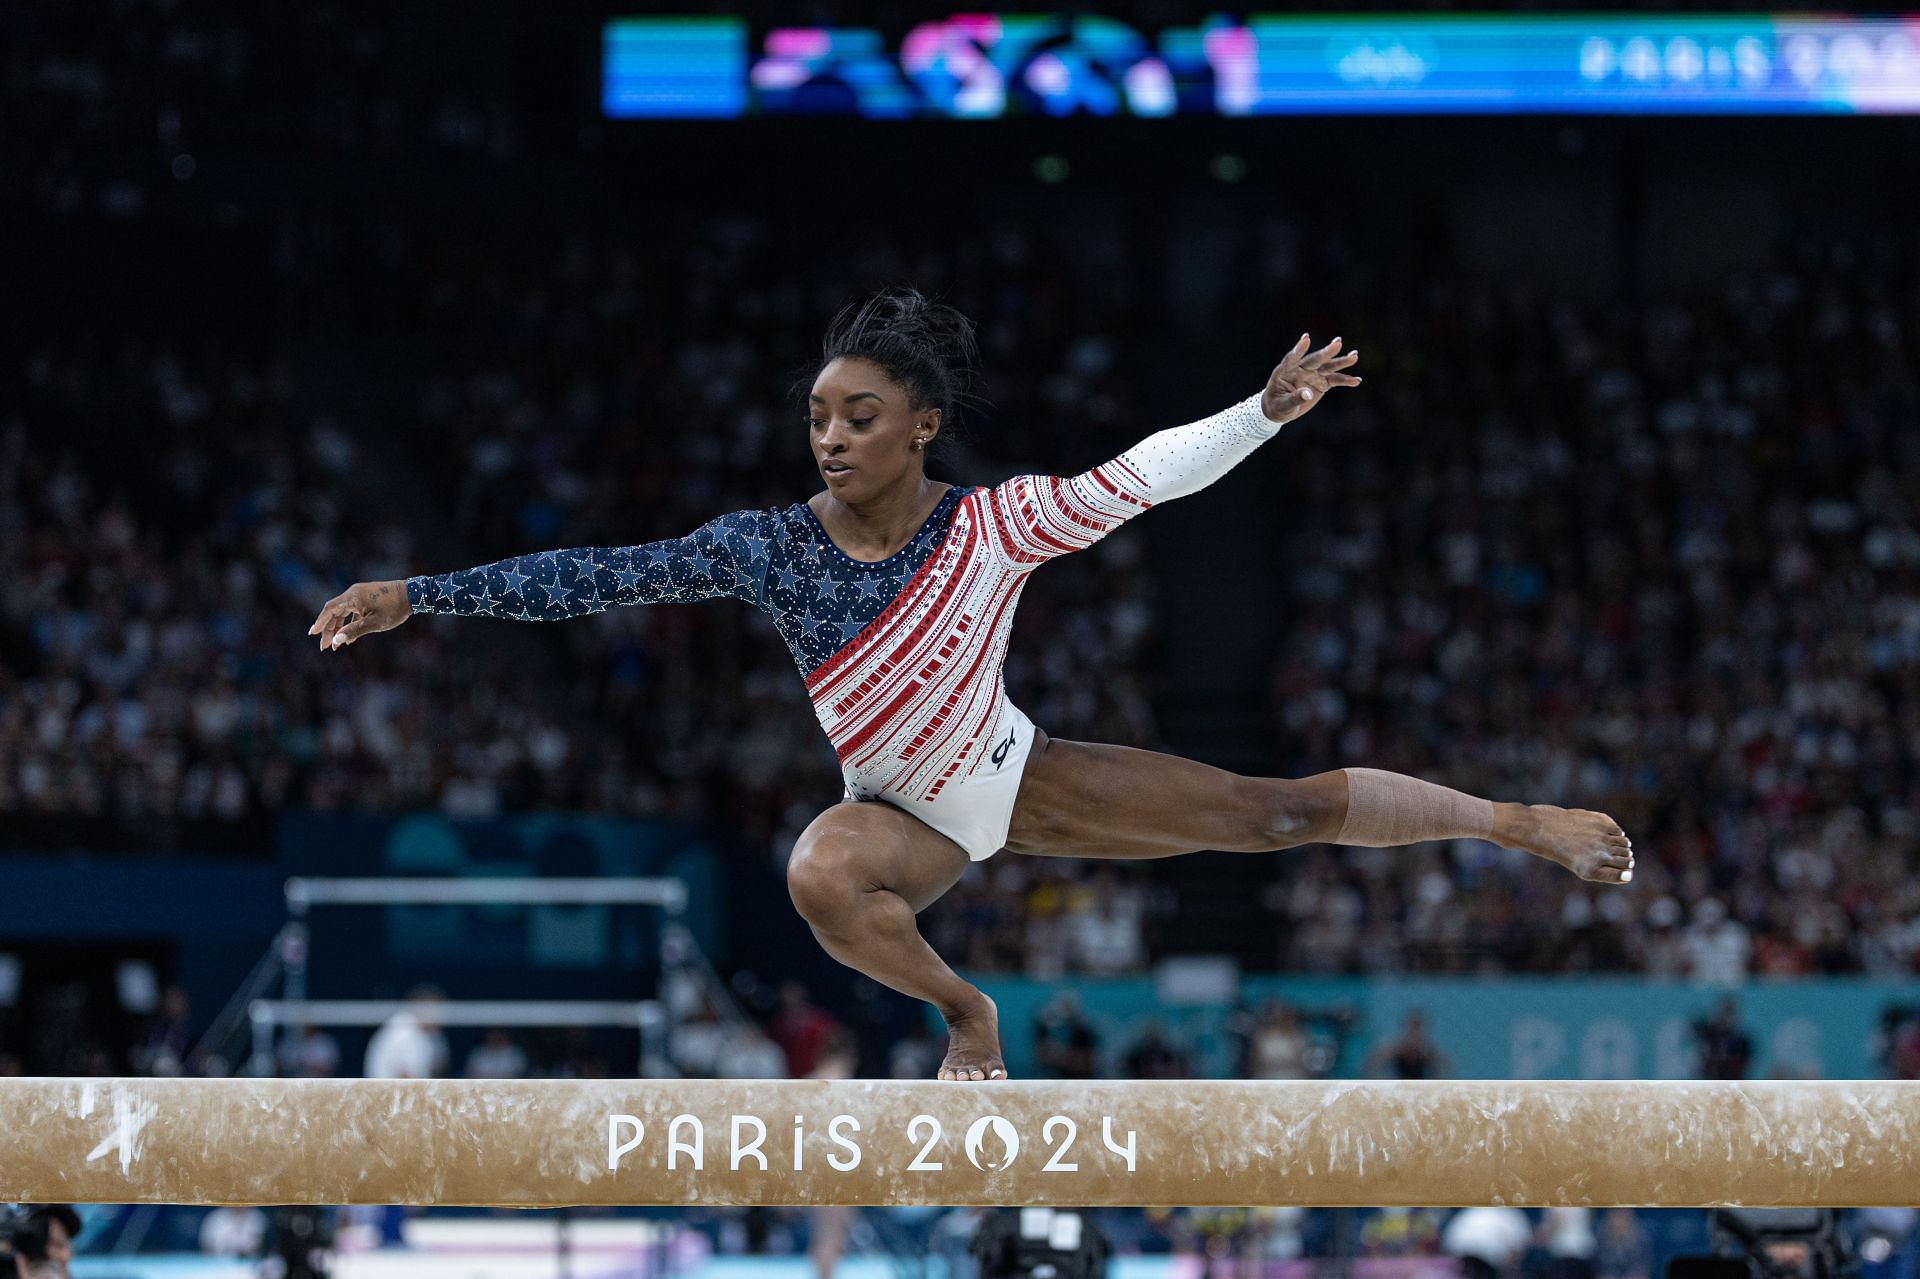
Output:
[552, 1028, 608, 1079]
[1368, 1010, 1450, 1080]
[1529, 1208, 1597, 1279]
[771, 981, 846, 1079]
[888, 1017, 945, 1080]
[1360, 1206, 1444, 1257]
[1443, 1207, 1533, 1279]
[1683, 901, 1752, 985]
[137, 984, 194, 1077]
[1121, 1021, 1190, 1080]
[1887, 1007, 1920, 1079]
[1249, 1002, 1310, 1080]
[463, 1028, 527, 1079]
[363, 986, 448, 1079]
[1070, 868, 1147, 975]
[665, 987, 785, 1078]
[1693, 997, 1753, 1080]
[198, 1207, 268, 1258]
[4, 1204, 79, 1279]
[277, 1025, 341, 1078]
[1032, 992, 1100, 1079]
[715, 1027, 789, 1078]
[671, 989, 755, 1077]
[1592, 1210, 1652, 1279]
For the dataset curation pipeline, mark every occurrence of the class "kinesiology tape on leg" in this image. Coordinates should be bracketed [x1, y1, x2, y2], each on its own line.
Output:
[1335, 767, 1494, 847]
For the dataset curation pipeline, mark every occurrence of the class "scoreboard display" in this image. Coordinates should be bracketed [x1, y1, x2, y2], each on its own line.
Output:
[603, 14, 1920, 119]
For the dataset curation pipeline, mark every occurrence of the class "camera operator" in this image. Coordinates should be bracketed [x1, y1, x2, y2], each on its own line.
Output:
[1693, 998, 1753, 1081]
[0, 1205, 81, 1278]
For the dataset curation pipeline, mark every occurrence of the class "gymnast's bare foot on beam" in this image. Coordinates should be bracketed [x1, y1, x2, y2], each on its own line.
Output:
[937, 993, 1007, 1081]
[1493, 803, 1635, 884]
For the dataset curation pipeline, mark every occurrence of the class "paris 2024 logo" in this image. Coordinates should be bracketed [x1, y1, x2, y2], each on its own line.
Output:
[606, 1110, 1138, 1176]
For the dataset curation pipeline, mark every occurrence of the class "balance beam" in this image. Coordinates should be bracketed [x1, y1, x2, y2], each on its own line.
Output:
[4, 1077, 1917, 1207]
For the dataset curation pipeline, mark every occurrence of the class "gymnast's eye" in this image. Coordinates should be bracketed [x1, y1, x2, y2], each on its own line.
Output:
[850, 417, 875, 428]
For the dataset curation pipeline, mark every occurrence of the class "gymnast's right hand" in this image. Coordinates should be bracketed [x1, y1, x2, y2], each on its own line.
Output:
[308, 579, 411, 652]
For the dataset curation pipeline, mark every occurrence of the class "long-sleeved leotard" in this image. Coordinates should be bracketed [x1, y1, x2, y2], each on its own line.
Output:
[407, 393, 1281, 803]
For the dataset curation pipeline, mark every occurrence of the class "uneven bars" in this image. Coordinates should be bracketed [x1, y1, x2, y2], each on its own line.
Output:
[283, 877, 687, 912]
[248, 999, 664, 1028]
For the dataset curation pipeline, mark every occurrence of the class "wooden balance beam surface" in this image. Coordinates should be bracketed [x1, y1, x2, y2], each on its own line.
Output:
[4, 1077, 1918, 1207]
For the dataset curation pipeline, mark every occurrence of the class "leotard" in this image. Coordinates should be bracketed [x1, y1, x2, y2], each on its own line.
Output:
[407, 394, 1283, 843]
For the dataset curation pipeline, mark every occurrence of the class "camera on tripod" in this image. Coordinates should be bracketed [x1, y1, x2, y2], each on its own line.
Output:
[971, 1207, 1111, 1279]
[1665, 1209, 1853, 1279]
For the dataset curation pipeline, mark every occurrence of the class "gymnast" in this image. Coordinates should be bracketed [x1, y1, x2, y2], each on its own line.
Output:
[308, 289, 1635, 1082]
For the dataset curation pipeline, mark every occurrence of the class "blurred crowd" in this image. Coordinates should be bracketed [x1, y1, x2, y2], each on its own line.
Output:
[0, 340, 601, 841]
[1251, 253, 1920, 978]
[11, 236, 1920, 982]
[9, 1, 1920, 986]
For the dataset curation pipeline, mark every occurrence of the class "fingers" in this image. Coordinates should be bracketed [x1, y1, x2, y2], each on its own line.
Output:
[1281, 335, 1363, 370]
[1274, 333, 1312, 377]
[1302, 336, 1343, 368]
[318, 610, 351, 651]
[310, 592, 364, 652]
[309, 595, 340, 641]
[1278, 338, 1362, 399]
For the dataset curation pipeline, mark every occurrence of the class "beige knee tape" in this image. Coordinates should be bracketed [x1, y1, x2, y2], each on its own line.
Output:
[1335, 767, 1494, 847]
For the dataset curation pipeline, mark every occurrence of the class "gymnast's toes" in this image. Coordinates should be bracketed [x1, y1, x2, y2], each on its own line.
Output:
[1523, 804, 1635, 884]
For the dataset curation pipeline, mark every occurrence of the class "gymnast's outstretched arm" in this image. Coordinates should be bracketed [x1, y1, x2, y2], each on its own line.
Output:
[306, 509, 774, 650]
[991, 333, 1360, 562]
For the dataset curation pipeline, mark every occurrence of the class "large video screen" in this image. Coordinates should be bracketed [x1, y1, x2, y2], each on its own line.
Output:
[603, 14, 1920, 118]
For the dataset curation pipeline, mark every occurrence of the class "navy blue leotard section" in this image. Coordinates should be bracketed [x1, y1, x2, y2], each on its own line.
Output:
[406, 486, 975, 676]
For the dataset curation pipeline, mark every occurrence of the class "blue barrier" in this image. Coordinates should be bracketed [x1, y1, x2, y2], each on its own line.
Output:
[977, 974, 1911, 1080]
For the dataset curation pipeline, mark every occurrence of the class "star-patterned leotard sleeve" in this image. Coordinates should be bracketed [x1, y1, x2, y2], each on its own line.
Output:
[989, 392, 1280, 563]
[405, 511, 774, 619]
[400, 390, 1296, 814]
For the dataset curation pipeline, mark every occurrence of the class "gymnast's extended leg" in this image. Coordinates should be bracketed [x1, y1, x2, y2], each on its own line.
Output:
[786, 733, 1632, 1083]
[1004, 725, 1634, 879]
[784, 801, 1009, 1081]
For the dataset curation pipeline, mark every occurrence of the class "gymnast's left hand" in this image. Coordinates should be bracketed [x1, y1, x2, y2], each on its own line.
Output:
[1261, 334, 1361, 424]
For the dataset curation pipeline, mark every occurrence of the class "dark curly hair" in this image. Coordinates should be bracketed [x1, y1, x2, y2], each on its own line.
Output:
[816, 288, 982, 447]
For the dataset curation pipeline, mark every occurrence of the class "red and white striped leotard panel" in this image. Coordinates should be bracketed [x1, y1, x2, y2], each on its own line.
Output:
[805, 393, 1279, 803]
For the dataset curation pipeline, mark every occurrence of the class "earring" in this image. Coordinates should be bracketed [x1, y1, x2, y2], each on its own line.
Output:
[912, 438, 925, 451]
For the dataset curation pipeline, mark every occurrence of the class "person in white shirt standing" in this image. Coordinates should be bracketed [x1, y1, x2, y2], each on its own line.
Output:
[363, 986, 449, 1079]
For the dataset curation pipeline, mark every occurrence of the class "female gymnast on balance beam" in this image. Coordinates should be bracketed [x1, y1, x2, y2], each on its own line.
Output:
[309, 289, 1635, 1082]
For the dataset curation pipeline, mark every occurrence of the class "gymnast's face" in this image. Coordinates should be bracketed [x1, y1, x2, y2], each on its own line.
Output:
[808, 357, 940, 501]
